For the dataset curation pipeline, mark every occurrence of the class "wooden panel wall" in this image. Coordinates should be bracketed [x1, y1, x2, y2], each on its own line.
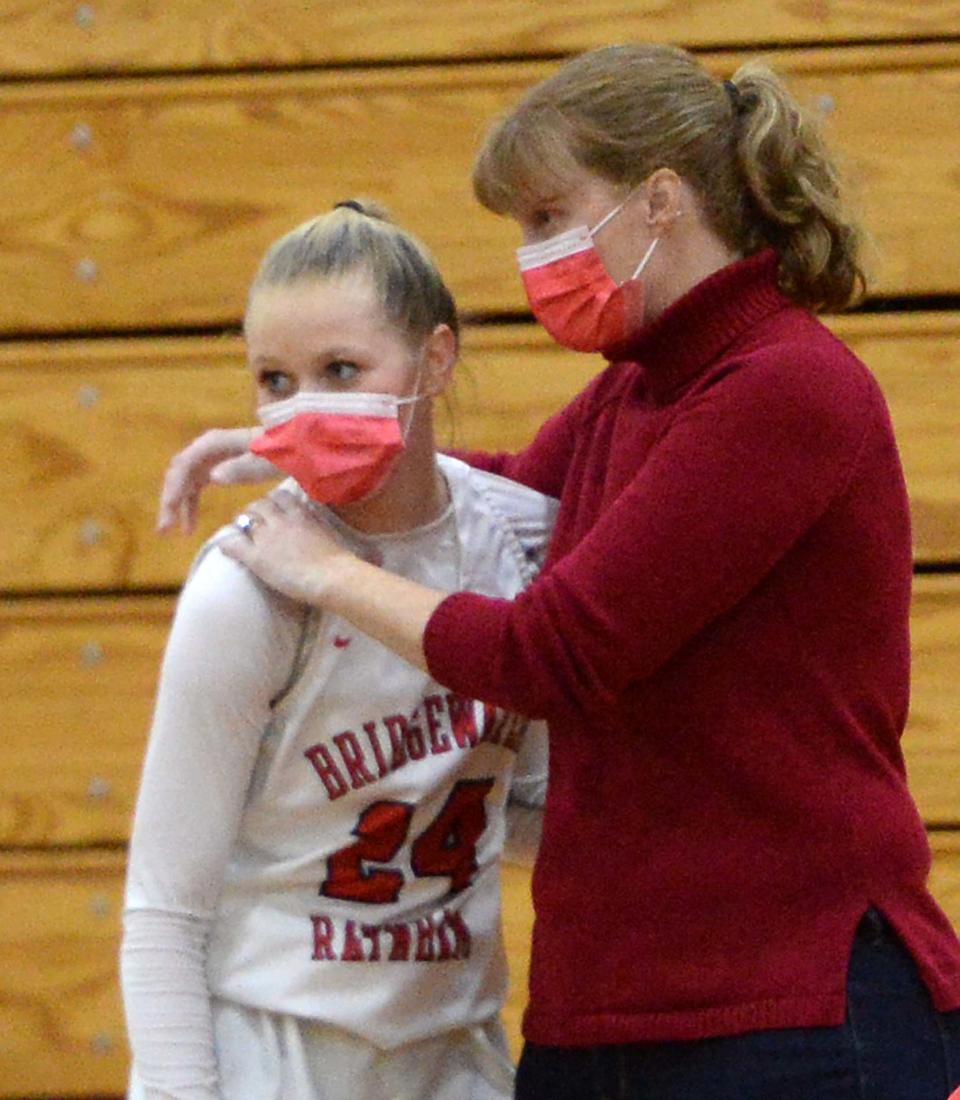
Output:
[2, 5, 958, 1095]
[3, 44, 960, 337]
[2, 315, 958, 597]
[2, 2, 959, 76]
[4, 574, 960, 848]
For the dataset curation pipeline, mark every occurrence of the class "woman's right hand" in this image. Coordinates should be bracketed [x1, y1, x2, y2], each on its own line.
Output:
[157, 427, 279, 535]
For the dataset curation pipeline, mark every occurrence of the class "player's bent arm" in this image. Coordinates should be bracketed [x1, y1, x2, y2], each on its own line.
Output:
[122, 545, 304, 1098]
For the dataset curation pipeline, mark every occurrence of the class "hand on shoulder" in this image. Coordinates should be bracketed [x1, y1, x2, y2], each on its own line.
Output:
[157, 426, 275, 535]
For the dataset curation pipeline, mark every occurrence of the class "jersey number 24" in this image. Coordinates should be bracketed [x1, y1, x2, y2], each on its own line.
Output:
[320, 778, 495, 904]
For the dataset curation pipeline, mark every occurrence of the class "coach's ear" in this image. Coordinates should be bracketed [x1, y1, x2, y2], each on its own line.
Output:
[420, 323, 458, 397]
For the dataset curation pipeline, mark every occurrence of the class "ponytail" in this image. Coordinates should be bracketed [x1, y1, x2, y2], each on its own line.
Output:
[728, 62, 866, 311]
[473, 44, 867, 313]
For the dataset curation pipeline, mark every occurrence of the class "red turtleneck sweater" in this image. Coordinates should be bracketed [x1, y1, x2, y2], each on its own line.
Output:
[425, 251, 960, 1045]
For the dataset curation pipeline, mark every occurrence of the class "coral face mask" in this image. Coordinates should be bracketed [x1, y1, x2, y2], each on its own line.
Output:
[250, 390, 421, 505]
[517, 199, 659, 355]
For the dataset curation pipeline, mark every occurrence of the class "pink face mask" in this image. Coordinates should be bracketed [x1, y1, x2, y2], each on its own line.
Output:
[250, 390, 421, 505]
[517, 199, 659, 355]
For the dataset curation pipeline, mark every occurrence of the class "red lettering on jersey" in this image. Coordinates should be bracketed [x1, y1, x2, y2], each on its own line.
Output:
[445, 909, 472, 959]
[362, 721, 390, 779]
[341, 919, 365, 961]
[309, 910, 473, 964]
[333, 730, 377, 790]
[446, 694, 479, 748]
[480, 702, 505, 745]
[435, 915, 454, 961]
[387, 923, 411, 961]
[405, 709, 426, 761]
[415, 916, 436, 961]
[382, 715, 408, 770]
[424, 694, 451, 754]
[304, 743, 348, 801]
[361, 924, 382, 961]
[333, 635, 351, 648]
[310, 914, 336, 960]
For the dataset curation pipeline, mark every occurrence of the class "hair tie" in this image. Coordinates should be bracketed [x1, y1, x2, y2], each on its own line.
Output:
[334, 199, 365, 213]
[724, 79, 745, 116]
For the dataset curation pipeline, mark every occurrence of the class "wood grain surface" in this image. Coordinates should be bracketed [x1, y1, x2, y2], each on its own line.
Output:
[2, 575, 957, 849]
[1, 313, 957, 594]
[3, 9, 958, 1098]
[5, 837, 960, 1095]
[1, 1, 958, 77]
[0, 337, 257, 591]
[0, 596, 170, 847]
[904, 576, 960, 827]
[0, 45, 958, 333]
[0, 850, 127, 1096]
[500, 859, 533, 1062]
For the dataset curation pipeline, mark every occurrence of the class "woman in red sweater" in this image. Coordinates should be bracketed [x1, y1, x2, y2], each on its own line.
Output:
[161, 44, 960, 1100]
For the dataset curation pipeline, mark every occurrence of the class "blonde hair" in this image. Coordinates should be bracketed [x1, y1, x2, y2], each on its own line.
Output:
[250, 199, 460, 347]
[473, 44, 865, 312]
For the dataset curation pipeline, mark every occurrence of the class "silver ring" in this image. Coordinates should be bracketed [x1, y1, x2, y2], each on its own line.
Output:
[234, 512, 257, 539]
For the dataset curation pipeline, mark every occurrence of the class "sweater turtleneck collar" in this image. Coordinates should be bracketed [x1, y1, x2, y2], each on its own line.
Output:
[608, 249, 791, 402]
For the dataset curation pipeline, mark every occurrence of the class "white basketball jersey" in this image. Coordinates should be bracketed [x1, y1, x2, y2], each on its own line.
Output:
[190, 456, 554, 1048]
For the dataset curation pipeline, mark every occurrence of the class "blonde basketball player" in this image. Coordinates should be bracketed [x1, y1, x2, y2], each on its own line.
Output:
[120, 202, 554, 1100]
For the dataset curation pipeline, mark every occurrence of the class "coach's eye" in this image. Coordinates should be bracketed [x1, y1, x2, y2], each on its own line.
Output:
[520, 204, 565, 244]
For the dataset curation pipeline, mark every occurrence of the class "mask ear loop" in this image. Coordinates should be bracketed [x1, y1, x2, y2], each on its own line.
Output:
[588, 197, 628, 238]
[625, 237, 660, 284]
[394, 352, 431, 443]
[588, 187, 659, 285]
[588, 181, 649, 239]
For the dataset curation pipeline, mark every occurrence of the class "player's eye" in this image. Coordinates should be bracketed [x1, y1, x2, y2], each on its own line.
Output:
[258, 370, 295, 397]
[327, 359, 360, 383]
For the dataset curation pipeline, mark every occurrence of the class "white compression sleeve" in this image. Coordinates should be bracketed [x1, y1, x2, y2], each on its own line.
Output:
[121, 544, 305, 1098]
[121, 909, 219, 1100]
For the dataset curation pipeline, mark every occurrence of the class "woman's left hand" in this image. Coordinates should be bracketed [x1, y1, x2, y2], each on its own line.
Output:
[219, 490, 350, 607]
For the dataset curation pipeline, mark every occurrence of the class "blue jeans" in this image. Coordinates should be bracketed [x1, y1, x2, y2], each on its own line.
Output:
[515, 909, 960, 1099]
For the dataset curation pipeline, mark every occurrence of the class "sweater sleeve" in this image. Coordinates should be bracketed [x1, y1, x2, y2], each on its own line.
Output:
[121, 543, 304, 1098]
[425, 353, 875, 721]
[503, 718, 548, 866]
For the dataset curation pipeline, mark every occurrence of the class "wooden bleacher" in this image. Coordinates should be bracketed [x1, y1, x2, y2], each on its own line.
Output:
[0, 1, 958, 76]
[1, 3, 958, 1092]
[2, 44, 960, 337]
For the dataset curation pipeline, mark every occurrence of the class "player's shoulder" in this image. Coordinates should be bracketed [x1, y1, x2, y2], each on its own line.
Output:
[439, 454, 557, 579]
[439, 453, 559, 531]
[181, 518, 304, 637]
[189, 477, 305, 594]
